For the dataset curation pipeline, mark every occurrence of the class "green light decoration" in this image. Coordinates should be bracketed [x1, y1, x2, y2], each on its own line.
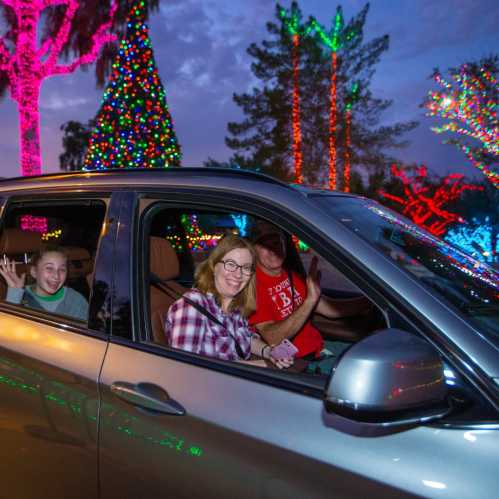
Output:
[311, 6, 361, 190]
[278, 2, 314, 184]
[84, 0, 181, 170]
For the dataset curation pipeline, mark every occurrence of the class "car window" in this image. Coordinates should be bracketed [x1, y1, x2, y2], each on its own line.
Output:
[0, 198, 108, 323]
[314, 195, 499, 345]
[142, 202, 384, 381]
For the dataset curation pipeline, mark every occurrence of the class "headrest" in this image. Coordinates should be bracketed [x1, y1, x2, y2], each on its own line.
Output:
[0, 228, 43, 255]
[150, 237, 179, 281]
[63, 246, 91, 261]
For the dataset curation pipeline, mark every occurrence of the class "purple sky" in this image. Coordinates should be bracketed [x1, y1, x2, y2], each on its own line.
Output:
[0, 0, 497, 179]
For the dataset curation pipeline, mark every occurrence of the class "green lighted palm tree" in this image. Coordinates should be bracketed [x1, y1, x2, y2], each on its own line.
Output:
[278, 1, 313, 184]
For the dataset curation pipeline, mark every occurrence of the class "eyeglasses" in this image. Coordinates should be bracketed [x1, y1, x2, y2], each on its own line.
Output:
[219, 259, 254, 276]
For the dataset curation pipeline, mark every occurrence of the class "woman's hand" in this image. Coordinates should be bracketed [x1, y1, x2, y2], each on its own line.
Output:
[0, 258, 25, 288]
[268, 353, 294, 369]
[262, 344, 294, 369]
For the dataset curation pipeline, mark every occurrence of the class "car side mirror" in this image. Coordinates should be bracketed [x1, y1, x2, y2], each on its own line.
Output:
[325, 329, 452, 427]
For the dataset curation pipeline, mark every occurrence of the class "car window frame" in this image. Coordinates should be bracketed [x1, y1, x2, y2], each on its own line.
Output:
[0, 191, 113, 340]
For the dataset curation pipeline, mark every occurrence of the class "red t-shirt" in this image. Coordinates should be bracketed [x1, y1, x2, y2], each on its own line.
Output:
[249, 266, 323, 358]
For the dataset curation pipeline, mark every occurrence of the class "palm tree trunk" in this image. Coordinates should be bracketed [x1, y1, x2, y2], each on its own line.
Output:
[328, 51, 337, 190]
[291, 34, 303, 184]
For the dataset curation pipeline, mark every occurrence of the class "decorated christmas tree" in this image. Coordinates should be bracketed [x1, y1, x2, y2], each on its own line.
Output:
[84, 0, 181, 169]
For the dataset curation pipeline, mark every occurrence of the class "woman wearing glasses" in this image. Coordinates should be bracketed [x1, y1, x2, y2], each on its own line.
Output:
[164, 234, 292, 368]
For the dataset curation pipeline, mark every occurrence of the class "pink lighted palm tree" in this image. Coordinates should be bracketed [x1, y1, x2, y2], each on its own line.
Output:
[0, 0, 117, 176]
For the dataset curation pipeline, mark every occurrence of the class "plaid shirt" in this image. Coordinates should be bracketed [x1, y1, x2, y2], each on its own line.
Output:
[164, 289, 252, 361]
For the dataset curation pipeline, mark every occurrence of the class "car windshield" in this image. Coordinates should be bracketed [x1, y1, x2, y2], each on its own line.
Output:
[313, 195, 499, 345]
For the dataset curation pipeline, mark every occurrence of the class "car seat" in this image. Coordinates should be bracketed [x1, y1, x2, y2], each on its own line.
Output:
[149, 237, 187, 345]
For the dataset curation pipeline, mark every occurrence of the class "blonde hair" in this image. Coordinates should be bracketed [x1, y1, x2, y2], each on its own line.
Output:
[195, 234, 256, 318]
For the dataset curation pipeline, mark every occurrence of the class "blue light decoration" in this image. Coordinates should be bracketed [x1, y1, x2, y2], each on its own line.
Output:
[445, 217, 498, 264]
[231, 214, 248, 237]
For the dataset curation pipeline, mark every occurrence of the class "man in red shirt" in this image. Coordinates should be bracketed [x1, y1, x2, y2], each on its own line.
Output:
[249, 222, 369, 362]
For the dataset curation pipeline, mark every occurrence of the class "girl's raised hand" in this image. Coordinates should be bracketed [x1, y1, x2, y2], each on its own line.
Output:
[0, 257, 26, 288]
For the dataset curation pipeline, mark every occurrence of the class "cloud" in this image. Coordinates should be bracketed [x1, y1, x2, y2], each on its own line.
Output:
[40, 94, 91, 111]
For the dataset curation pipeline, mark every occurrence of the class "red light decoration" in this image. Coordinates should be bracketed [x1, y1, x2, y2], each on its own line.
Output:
[425, 61, 498, 188]
[0, 0, 117, 176]
[379, 164, 483, 236]
[312, 7, 360, 190]
[84, 0, 181, 169]
[20, 214, 48, 233]
[279, 3, 312, 184]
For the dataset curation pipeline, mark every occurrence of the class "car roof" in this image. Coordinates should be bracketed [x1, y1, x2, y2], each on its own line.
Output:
[0, 168, 361, 199]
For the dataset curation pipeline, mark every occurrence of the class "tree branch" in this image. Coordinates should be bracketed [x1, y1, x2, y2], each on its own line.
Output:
[42, 0, 79, 76]
[0, 36, 13, 71]
[46, 0, 117, 77]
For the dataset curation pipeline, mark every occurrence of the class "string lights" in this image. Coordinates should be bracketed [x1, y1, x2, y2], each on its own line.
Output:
[0, 0, 117, 176]
[379, 164, 483, 236]
[20, 214, 48, 233]
[312, 7, 360, 190]
[84, 0, 181, 170]
[425, 61, 498, 188]
[445, 217, 498, 264]
[279, 3, 313, 184]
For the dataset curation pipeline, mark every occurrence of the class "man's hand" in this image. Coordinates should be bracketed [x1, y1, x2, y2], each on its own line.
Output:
[0, 257, 26, 288]
[305, 256, 321, 306]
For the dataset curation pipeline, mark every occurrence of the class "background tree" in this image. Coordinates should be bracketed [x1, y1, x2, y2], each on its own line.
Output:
[0, 0, 117, 176]
[423, 55, 498, 188]
[225, 1, 417, 186]
[311, 5, 362, 189]
[278, 1, 313, 183]
[83, 0, 181, 170]
[59, 119, 95, 171]
[0, 0, 159, 176]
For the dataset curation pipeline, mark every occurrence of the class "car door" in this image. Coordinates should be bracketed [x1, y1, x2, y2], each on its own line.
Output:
[98, 189, 498, 499]
[0, 192, 114, 499]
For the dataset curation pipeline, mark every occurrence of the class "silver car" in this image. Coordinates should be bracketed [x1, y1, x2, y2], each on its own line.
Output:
[0, 168, 497, 499]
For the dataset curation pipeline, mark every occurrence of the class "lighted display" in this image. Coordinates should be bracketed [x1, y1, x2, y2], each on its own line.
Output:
[20, 214, 48, 233]
[425, 61, 498, 188]
[445, 217, 498, 264]
[84, 0, 181, 170]
[0, 0, 117, 176]
[311, 7, 360, 190]
[279, 2, 313, 184]
[379, 164, 483, 236]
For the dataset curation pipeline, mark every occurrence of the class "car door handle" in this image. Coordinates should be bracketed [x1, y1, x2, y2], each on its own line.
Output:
[110, 381, 185, 416]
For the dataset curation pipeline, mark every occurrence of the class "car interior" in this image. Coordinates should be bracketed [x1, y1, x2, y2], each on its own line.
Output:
[145, 205, 387, 376]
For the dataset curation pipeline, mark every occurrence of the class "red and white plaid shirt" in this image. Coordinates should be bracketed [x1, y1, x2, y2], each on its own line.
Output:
[164, 289, 252, 361]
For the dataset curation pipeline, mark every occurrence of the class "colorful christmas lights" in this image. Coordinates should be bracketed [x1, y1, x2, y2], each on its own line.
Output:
[180, 214, 221, 253]
[424, 61, 498, 188]
[311, 7, 360, 190]
[379, 164, 483, 236]
[0, 0, 117, 176]
[279, 2, 312, 184]
[84, 0, 181, 170]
